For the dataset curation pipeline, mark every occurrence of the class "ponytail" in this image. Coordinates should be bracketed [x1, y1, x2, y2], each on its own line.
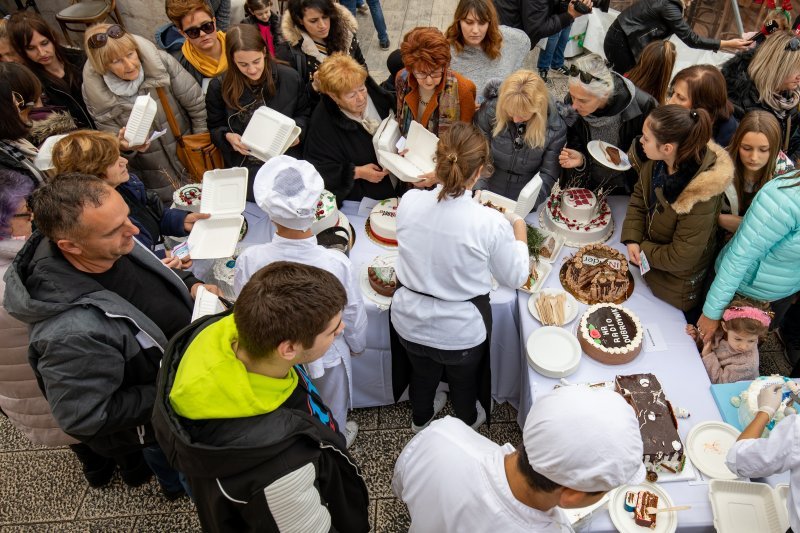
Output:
[435, 122, 491, 201]
[647, 104, 712, 168]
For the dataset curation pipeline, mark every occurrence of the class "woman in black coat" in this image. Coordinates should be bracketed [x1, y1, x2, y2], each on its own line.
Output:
[304, 53, 396, 204]
[603, 0, 750, 74]
[206, 24, 310, 201]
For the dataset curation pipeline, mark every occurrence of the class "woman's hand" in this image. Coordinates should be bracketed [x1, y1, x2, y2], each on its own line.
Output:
[118, 127, 151, 153]
[413, 171, 437, 188]
[183, 212, 210, 232]
[226, 132, 250, 155]
[696, 314, 721, 345]
[559, 148, 584, 169]
[355, 163, 389, 183]
[720, 38, 753, 52]
[626, 243, 641, 266]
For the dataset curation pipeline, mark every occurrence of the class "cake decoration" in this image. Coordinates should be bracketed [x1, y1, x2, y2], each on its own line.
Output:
[731, 375, 799, 435]
[561, 243, 630, 304]
[578, 304, 642, 364]
[311, 190, 340, 235]
[173, 184, 203, 213]
[367, 198, 399, 245]
[368, 265, 397, 297]
[539, 184, 613, 247]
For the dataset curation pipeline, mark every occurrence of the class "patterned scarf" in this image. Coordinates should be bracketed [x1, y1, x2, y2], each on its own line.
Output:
[396, 69, 462, 137]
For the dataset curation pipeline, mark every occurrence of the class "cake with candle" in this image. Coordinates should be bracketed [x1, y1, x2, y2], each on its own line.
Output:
[540, 184, 613, 246]
[368, 198, 398, 245]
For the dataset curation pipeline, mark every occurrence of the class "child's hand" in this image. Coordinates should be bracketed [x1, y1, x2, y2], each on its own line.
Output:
[701, 339, 714, 357]
[686, 324, 699, 342]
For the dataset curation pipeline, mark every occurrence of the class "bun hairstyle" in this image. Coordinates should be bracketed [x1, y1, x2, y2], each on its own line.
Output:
[647, 104, 712, 168]
[435, 122, 491, 201]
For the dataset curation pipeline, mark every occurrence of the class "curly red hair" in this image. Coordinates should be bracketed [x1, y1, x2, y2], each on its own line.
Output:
[400, 27, 451, 74]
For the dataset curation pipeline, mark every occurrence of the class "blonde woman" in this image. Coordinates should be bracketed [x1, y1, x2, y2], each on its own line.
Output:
[474, 69, 566, 208]
[723, 30, 800, 162]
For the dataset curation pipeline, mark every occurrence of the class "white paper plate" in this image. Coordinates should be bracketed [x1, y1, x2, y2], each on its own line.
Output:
[518, 261, 553, 294]
[709, 480, 784, 533]
[685, 421, 739, 480]
[587, 140, 632, 171]
[527, 289, 579, 326]
[525, 326, 581, 378]
[359, 253, 397, 307]
[609, 483, 677, 533]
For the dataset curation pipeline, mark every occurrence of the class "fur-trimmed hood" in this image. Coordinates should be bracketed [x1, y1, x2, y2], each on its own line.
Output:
[280, 3, 357, 49]
[671, 141, 734, 214]
[29, 111, 77, 146]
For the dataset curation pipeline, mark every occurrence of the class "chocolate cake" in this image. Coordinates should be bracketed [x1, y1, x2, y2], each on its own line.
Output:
[605, 145, 621, 166]
[615, 374, 685, 481]
[562, 244, 629, 304]
[577, 304, 643, 364]
[633, 490, 658, 528]
[368, 265, 396, 297]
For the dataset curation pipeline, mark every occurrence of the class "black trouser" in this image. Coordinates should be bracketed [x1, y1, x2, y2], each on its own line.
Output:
[604, 21, 636, 74]
[400, 336, 484, 427]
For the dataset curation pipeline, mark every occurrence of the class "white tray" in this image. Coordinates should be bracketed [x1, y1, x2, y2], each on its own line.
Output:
[530, 227, 565, 264]
[519, 261, 552, 294]
[360, 253, 397, 307]
[191, 286, 226, 322]
[525, 326, 581, 378]
[709, 480, 784, 533]
[587, 139, 631, 171]
[187, 168, 248, 259]
[609, 483, 677, 533]
[685, 421, 739, 480]
[527, 288, 579, 326]
[242, 106, 300, 161]
[124, 95, 158, 147]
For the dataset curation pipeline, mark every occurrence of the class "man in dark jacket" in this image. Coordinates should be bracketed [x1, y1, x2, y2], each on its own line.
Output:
[493, 0, 595, 48]
[2, 174, 217, 498]
[152, 261, 371, 533]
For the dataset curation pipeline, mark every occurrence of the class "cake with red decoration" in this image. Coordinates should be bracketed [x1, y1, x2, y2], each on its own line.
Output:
[539, 184, 613, 247]
[173, 184, 203, 213]
[368, 198, 398, 246]
[311, 190, 339, 234]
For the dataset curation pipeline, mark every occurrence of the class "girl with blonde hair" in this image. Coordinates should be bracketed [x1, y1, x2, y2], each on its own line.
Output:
[475, 69, 566, 208]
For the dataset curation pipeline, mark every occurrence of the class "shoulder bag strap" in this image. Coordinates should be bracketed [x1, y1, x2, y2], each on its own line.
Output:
[155, 87, 183, 144]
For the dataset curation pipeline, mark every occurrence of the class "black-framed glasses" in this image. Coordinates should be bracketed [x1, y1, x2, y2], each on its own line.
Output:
[786, 37, 800, 51]
[183, 20, 216, 39]
[87, 24, 126, 49]
[567, 64, 601, 84]
[413, 69, 444, 81]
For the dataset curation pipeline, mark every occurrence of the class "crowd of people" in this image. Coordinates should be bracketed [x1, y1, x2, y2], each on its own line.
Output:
[0, 0, 799, 531]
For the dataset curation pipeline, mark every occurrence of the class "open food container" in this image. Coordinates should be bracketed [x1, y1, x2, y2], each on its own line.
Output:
[34, 134, 68, 170]
[187, 167, 247, 259]
[374, 120, 438, 183]
[124, 95, 158, 147]
[242, 106, 301, 162]
[479, 173, 542, 217]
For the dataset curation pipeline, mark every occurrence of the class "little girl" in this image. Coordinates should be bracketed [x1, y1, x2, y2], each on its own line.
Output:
[241, 0, 279, 57]
[687, 297, 773, 384]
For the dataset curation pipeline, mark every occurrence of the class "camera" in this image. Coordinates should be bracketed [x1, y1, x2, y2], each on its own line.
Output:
[571, 0, 594, 14]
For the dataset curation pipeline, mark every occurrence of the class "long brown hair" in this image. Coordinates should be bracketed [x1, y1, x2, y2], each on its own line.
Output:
[670, 64, 733, 124]
[626, 40, 676, 104]
[222, 24, 276, 111]
[647, 104, 712, 168]
[727, 110, 782, 205]
[435, 122, 491, 201]
[445, 0, 503, 60]
[7, 12, 77, 89]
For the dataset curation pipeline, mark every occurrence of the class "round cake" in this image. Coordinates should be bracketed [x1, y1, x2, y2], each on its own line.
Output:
[578, 303, 643, 364]
[732, 376, 797, 435]
[367, 254, 397, 296]
[173, 184, 203, 212]
[311, 190, 340, 235]
[539, 185, 613, 247]
[562, 243, 630, 304]
[368, 198, 398, 245]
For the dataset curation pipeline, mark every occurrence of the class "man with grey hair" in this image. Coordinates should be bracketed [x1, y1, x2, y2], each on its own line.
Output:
[558, 53, 657, 193]
[3, 173, 217, 499]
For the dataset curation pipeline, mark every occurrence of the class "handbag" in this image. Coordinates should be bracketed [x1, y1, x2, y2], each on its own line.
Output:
[155, 87, 223, 183]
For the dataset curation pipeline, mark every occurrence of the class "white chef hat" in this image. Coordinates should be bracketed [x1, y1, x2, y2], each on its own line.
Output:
[523, 385, 645, 493]
[253, 155, 324, 231]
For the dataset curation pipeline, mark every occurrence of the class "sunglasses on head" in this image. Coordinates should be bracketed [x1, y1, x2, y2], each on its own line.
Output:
[566, 64, 603, 84]
[87, 25, 126, 49]
[183, 20, 216, 39]
[786, 37, 800, 51]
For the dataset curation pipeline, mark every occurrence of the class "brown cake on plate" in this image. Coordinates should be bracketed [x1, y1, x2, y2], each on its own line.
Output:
[368, 265, 396, 297]
[577, 303, 642, 364]
[605, 145, 622, 165]
[562, 243, 630, 304]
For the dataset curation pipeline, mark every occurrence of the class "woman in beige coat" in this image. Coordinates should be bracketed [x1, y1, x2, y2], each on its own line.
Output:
[82, 24, 207, 204]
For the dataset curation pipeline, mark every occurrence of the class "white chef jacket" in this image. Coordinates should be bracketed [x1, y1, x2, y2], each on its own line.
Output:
[391, 187, 529, 350]
[232, 235, 367, 382]
[726, 414, 800, 533]
[392, 416, 573, 533]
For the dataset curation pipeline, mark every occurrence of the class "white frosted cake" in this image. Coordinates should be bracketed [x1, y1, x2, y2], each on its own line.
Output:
[540, 185, 613, 247]
[732, 376, 798, 436]
[173, 184, 203, 213]
[212, 254, 238, 302]
[368, 198, 398, 245]
[312, 190, 339, 235]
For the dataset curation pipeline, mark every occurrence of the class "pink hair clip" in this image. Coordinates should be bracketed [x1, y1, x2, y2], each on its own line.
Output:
[722, 306, 772, 328]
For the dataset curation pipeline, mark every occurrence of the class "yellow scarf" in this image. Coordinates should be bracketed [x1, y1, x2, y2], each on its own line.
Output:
[181, 30, 228, 78]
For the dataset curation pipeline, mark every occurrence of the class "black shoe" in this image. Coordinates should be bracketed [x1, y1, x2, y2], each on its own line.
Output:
[83, 458, 116, 488]
[538, 69, 548, 82]
[161, 484, 187, 501]
[120, 460, 153, 487]
[380, 38, 390, 50]
[552, 65, 570, 76]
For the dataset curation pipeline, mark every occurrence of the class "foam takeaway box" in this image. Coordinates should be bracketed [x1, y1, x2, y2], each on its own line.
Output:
[34, 134, 68, 170]
[478, 173, 543, 217]
[241, 106, 301, 162]
[186, 167, 247, 259]
[124, 95, 158, 147]
[373, 119, 438, 182]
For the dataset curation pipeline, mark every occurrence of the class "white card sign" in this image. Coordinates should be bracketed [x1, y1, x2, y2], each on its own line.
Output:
[582, 255, 621, 270]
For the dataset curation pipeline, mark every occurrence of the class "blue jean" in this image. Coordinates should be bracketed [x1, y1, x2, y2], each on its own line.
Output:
[537, 23, 572, 70]
[342, 0, 389, 42]
[142, 445, 192, 498]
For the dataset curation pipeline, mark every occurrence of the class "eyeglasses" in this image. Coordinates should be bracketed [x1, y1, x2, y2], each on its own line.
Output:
[11, 91, 33, 110]
[413, 69, 444, 81]
[183, 20, 216, 40]
[87, 24, 126, 49]
[786, 37, 800, 51]
[567, 64, 603, 84]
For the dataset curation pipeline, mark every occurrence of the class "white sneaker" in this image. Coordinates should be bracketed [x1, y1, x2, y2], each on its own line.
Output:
[411, 391, 448, 434]
[344, 420, 359, 448]
[471, 402, 486, 431]
[357, 4, 369, 14]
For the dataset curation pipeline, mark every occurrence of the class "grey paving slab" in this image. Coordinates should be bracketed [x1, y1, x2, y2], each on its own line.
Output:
[75, 478, 194, 520]
[0, 517, 135, 533]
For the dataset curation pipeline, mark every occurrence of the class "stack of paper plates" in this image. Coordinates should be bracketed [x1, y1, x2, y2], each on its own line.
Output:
[525, 326, 581, 378]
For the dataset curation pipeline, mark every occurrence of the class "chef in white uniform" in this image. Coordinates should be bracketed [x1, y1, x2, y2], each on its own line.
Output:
[233, 155, 367, 448]
[392, 385, 646, 532]
[726, 384, 800, 533]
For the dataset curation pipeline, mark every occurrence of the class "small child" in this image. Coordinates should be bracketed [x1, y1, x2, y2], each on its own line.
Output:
[241, 0, 279, 57]
[687, 297, 772, 384]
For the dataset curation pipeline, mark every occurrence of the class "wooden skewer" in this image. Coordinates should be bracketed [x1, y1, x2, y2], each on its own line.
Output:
[646, 505, 691, 514]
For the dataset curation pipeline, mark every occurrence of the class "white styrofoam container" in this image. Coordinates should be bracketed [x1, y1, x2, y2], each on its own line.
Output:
[191, 285, 226, 321]
[241, 106, 300, 162]
[708, 480, 784, 533]
[124, 95, 158, 147]
[376, 120, 439, 182]
[186, 168, 247, 259]
[34, 134, 68, 170]
[515, 173, 542, 216]
[372, 116, 401, 154]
